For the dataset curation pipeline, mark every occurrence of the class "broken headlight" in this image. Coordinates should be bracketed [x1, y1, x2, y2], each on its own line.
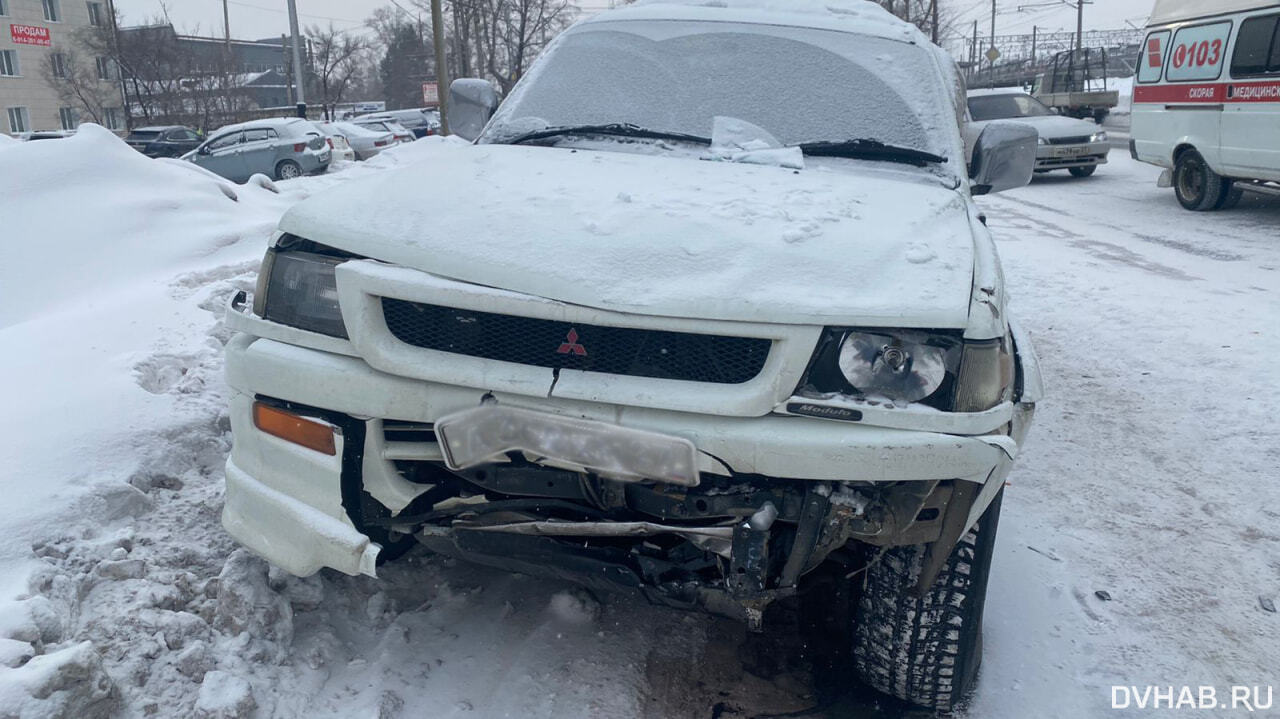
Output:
[835, 330, 959, 404]
[253, 237, 352, 338]
[800, 329, 1012, 411]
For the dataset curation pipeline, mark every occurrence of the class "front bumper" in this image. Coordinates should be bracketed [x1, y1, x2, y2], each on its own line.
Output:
[1035, 140, 1110, 170]
[221, 324, 1031, 581]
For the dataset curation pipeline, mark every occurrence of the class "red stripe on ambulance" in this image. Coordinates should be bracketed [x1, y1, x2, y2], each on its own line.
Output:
[1134, 81, 1280, 104]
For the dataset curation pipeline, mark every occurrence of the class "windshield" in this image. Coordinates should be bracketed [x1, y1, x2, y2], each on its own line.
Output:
[482, 20, 957, 161]
[126, 131, 161, 142]
[967, 94, 1053, 121]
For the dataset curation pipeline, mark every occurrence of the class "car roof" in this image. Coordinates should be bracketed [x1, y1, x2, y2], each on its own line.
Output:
[966, 88, 1030, 98]
[132, 125, 186, 131]
[1149, 0, 1279, 26]
[583, 0, 921, 45]
[209, 117, 311, 136]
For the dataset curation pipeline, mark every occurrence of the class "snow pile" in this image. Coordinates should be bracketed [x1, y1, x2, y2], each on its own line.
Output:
[0, 134, 19, 147]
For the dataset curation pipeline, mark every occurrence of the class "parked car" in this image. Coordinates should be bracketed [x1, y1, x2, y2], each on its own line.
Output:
[313, 123, 357, 163]
[355, 108, 437, 138]
[185, 118, 330, 182]
[333, 121, 397, 160]
[349, 118, 415, 144]
[1131, 0, 1280, 210]
[19, 129, 76, 141]
[124, 126, 203, 158]
[221, 2, 1040, 713]
[967, 88, 1110, 177]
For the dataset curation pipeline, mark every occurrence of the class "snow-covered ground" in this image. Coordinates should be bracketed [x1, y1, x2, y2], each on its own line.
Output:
[0, 128, 1277, 718]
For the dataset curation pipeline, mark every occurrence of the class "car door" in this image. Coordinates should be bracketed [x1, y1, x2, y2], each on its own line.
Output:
[196, 131, 247, 180]
[167, 129, 202, 157]
[1222, 11, 1280, 180]
[239, 128, 278, 178]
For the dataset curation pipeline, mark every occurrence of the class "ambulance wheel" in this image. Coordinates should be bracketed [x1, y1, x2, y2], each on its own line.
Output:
[1173, 150, 1225, 211]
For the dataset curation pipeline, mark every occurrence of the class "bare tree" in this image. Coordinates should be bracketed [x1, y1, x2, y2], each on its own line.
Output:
[306, 24, 368, 120]
[41, 41, 118, 126]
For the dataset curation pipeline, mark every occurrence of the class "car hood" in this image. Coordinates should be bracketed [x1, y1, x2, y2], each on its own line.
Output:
[280, 142, 978, 327]
[996, 114, 1099, 139]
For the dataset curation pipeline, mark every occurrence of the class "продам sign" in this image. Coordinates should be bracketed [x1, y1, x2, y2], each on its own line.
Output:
[10, 24, 53, 47]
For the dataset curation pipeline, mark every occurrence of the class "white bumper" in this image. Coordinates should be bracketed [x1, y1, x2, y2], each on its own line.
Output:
[222, 325, 1032, 577]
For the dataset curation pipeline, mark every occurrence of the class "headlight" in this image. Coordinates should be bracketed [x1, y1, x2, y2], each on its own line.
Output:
[1091, 130, 1108, 143]
[253, 246, 348, 338]
[1037, 136, 1048, 145]
[837, 331, 952, 403]
[798, 329, 1013, 411]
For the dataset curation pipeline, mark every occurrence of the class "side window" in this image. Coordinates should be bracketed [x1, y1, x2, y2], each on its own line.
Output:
[1138, 30, 1171, 84]
[1231, 14, 1280, 77]
[1166, 21, 1232, 82]
[180, 130, 200, 141]
[243, 128, 270, 142]
[265, 129, 278, 139]
[208, 132, 241, 151]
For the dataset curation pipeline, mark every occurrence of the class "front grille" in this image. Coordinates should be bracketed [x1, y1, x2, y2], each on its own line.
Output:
[381, 298, 771, 384]
[1047, 135, 1093, 145]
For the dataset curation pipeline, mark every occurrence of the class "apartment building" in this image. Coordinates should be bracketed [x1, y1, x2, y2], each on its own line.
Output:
[0, 0, 122, 135]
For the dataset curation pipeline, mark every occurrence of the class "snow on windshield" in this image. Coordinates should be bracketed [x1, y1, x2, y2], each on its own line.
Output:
[485, 20, 954, 158]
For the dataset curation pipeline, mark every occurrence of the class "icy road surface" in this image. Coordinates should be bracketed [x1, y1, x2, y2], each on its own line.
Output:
[0, 130, 1276, 719]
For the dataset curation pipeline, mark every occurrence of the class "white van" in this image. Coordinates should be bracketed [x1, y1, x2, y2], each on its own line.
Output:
[1131, 0, 1280, 210]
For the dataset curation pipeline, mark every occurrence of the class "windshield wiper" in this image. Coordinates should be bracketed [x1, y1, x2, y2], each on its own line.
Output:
[795, 138, 946, 167]
[505, 123, 712, 147]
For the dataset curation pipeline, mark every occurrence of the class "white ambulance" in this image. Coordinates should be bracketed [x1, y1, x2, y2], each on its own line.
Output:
[1131, 0, 1280, 210]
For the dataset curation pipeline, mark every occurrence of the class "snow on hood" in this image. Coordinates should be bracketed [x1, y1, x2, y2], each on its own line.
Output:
[1005, 114, 1102, 139]
[281, 142, 977, 327]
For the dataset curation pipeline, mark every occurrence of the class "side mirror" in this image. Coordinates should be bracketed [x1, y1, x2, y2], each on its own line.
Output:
[448, 78, 499, 142]
[969, 120, 1037, 195]
[198, 144, 211, 155]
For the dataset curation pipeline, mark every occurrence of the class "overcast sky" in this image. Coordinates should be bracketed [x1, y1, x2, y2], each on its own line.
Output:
[112, 0, 1157, 43]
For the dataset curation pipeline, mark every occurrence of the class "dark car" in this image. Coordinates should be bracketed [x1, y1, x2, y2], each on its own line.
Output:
[125, 126, 203, 158]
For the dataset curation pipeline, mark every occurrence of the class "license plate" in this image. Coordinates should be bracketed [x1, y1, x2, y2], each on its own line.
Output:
[434, 405, 700, 486]
[1054, 146, 1087, 158]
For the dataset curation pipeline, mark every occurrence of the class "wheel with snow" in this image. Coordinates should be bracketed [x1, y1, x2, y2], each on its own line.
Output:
[1173, 150, 1225, 211]
[1069, 165, 1097, 178]
[275, 160, 303, 181]
[852, 490, 1004, 714]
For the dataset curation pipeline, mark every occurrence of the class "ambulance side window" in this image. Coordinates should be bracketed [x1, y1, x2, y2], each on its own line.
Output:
[1231, 14, 1280, 77]
[1138, 30, 1171, 83]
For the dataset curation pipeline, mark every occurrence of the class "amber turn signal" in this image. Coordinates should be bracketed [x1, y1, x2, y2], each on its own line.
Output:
[253, 402, 337, 456]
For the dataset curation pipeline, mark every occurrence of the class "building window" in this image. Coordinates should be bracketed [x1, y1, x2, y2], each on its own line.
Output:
[43, 0, 60, 22]
[58, 107, 78, 130]
[0, 50, 18, 77]
[0, 0, 9, 16]
[101, 106, 121, 130]
[95, 56, 112, 80]
[51, 53, 67, 78]
[86, 1, 103, 26]
[7, 106, 30, 133]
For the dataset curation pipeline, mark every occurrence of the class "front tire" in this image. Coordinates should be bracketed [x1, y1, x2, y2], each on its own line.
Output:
[275, 160, 303, 181]
[1174, 150, 1225, 211]
[853, 490, 1004, 713]
[1068, 165, 1097, 178]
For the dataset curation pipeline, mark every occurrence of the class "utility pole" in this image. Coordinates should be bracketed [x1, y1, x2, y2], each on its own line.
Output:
[990, 0, 997, 86]
[971, 19, 978, 81]
[1031, 25, 1038, 65]
[430, 0, 450, 135]
[1076, 0, 1084, 53]
[222, 0, 230, 51]
[286, 0, 306, 117]
[931, 0, 939, 44]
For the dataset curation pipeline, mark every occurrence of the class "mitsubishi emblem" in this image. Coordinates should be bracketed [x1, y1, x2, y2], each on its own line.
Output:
[557, 328, 587, 356]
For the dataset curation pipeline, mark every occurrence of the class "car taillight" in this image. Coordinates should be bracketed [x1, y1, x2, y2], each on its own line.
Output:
[293, 142, 306, 152]
[326, 138, 334, 149]
[375, 140, 388, 147]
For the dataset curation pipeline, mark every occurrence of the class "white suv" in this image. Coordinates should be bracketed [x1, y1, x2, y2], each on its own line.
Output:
[222, 1, 1042, 711]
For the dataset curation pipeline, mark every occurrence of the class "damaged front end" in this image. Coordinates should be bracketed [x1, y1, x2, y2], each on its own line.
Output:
[320, 402, 976, 630]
